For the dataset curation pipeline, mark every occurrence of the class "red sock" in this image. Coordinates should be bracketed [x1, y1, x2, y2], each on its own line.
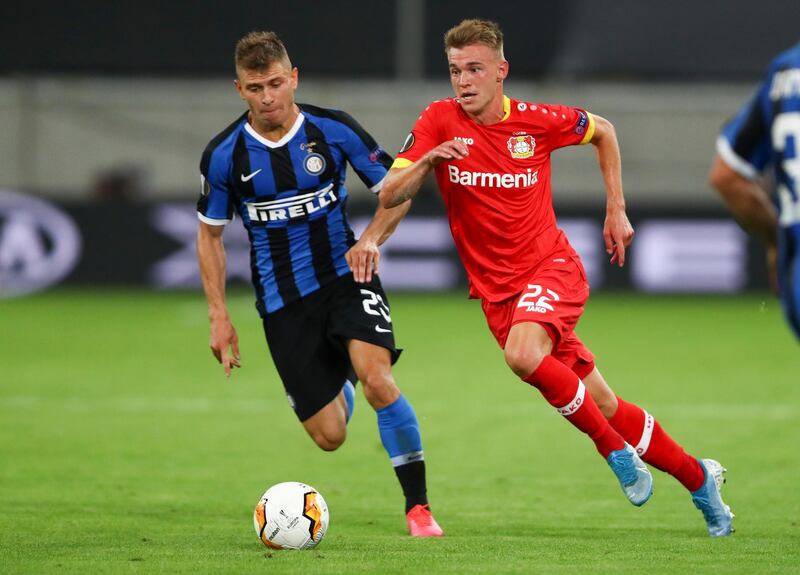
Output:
[608, 396, 704, 492]
[524, 356, 625, 458]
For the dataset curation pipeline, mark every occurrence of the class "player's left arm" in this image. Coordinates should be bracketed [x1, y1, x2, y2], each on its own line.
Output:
[589, 113, 634, 267]
[330, 112, 411, 283]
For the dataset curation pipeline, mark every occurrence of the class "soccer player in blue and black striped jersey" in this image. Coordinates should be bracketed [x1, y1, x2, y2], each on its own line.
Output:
[196, 31, 443, 537]
[710, 42, 800, 341]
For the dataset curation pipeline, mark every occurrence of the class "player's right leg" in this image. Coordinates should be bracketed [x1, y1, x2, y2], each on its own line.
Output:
[261, 284, 357, 452]
[581, 366, 734, 536]
[504, 322, 652, 506]
[300, 386, 350, 451]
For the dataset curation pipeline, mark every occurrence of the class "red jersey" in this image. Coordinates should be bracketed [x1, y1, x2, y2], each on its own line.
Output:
[393, 96, 595, 302]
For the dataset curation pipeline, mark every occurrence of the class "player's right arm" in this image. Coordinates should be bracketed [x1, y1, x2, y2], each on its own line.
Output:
[709, 72, 779, 290]
[708, 157, 777, 247]
[708, 156, 778, 290]
[380, 140, 469, 208]
[197, 222, 241, 377]
[197, 144, 240, 377]
[380, 101, 468, 208]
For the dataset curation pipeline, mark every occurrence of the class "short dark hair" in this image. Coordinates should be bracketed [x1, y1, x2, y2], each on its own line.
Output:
[235, 31, 291, 71]
[444, 19, 504, 59]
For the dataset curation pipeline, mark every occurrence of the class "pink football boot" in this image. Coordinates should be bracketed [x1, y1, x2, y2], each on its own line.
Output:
[406, 504, 444, 537]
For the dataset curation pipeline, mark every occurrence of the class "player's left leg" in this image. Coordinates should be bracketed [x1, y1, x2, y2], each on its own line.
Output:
[347, 339, 443, 537]
[582, 368, 704, 489]
[582, 367, 734, 537]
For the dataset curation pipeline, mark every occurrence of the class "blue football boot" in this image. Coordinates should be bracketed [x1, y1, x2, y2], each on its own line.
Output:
[606, 443, 654, 506]
[692, 459, 734, 537]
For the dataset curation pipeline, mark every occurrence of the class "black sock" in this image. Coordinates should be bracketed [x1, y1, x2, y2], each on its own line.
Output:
[394, 460, 428, 513]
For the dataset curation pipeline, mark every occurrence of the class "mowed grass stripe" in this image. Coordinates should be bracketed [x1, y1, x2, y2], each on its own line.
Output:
[1, 290, 798, 574]
[1, 395, 798, 421]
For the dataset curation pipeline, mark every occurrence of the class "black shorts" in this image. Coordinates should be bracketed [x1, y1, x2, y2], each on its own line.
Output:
[262, 273, 401, 421]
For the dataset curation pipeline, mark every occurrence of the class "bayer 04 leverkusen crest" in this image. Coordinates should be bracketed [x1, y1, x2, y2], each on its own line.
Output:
[507, 135, 535, 159]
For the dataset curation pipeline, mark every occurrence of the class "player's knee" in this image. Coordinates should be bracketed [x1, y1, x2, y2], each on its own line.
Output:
[306, 422, 347, 451]
[310, 426, 346, 452]
[360, 370, 399, 408]
[504, 345, 547, 378]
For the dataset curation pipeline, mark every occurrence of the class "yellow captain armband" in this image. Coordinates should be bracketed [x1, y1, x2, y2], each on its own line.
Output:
[391, 157, 413, 169]
[580, 112, 596, 145]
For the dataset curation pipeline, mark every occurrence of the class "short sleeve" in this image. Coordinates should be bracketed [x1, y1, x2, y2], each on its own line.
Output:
[392, 102, 442, 169]
[197, 148, 235, 225]
[716, 80, 772, 180]
[335, 111, 393, 193]
[540, 104, 596, 150]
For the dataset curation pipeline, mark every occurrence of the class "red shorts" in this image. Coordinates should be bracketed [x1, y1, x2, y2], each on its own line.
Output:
[481, 254, 595, 379]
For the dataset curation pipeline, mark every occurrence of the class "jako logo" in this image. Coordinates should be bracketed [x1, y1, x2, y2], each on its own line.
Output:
[454, 136, 474, 145]
[448, 166, 538, 189]
[0, 190, 82, 298]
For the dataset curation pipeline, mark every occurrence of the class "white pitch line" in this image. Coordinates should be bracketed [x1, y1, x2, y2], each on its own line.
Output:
[0, 396, 281, 413]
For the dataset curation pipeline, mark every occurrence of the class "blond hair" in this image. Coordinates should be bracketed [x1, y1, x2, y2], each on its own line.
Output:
[444, 19, 504, 59]
[235, 31, 291, 71]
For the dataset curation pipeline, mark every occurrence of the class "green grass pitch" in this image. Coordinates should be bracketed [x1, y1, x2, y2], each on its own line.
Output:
[1, 290, 798, 574]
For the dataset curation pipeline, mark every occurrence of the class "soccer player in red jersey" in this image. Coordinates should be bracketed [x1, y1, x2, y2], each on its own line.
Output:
[362, 19, 733, 536]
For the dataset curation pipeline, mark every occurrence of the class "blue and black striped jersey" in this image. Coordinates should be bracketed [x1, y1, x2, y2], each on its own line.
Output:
[717, 42, 800, 230]
[198, 104, 392, 315]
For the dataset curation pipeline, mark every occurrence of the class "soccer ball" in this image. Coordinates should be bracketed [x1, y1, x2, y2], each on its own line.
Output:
[253, 482, 329, 550]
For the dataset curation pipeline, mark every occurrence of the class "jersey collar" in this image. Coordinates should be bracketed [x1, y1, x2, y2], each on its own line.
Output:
[245, 112, 306, 148]
[456, 95, 512, 125]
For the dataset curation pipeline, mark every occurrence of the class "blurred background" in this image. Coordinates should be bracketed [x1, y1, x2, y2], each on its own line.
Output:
[2, 0, 798, 298]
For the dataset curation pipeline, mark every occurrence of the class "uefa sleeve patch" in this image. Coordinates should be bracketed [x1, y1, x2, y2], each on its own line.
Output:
[369, 146, 385, 163]
[399, 133, 415, 154]
[575, 111, 588, 136]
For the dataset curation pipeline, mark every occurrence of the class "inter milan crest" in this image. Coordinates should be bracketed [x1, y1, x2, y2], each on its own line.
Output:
[303, 153, 326, 175]
[507, 135, 535, 159]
